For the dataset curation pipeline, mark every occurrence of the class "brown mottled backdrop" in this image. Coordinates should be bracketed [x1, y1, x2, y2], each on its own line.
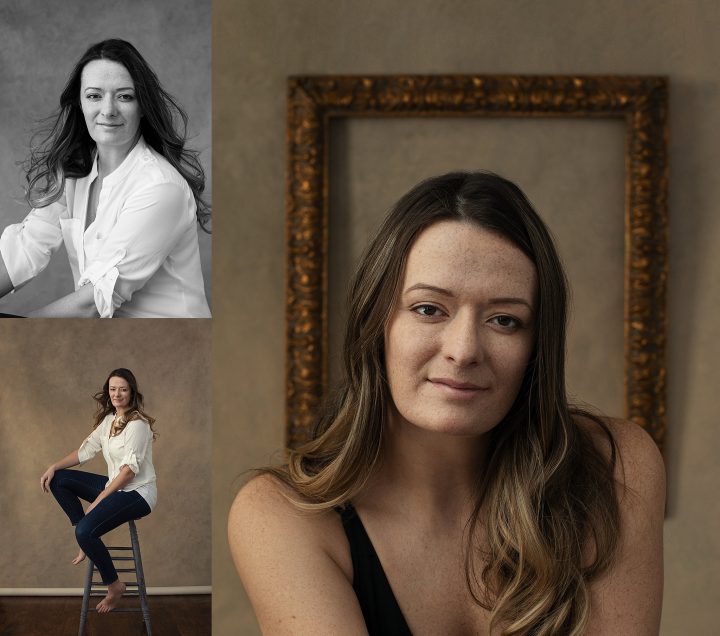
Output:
[213, 1, 720, 635]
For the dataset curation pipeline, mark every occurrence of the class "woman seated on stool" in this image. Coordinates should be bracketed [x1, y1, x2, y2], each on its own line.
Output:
[0, 39, 210, 317]
[41, 368, 156, 613]
[229, 172, 665, 635]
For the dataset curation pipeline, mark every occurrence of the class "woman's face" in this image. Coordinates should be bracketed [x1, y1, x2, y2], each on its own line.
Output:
[384, 220, 537, 437]
[108, 376, 132, 411]
[80, 59, 141, 158]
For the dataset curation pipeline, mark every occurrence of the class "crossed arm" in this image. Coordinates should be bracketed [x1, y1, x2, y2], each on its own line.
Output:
[0, 248, 98, 317]
[26, 284, 98, 318]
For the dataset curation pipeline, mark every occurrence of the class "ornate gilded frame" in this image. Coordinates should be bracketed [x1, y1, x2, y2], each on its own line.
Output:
[286, 75, 668, 450]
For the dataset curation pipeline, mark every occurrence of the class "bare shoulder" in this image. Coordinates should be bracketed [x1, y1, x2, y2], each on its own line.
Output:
[579, 416, 666, 635]
[578, 415, 665, 497]
[229, 473, 349, 561]
[228, 473, 365, 635]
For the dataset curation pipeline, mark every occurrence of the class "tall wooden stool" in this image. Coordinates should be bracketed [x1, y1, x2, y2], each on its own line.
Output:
[78, 519, 152, 635]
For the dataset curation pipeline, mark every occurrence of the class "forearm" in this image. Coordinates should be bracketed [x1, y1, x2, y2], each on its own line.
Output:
[51, 450, 81, 471]
[94, 466, 136, 503]
[27, 284, 99, 318]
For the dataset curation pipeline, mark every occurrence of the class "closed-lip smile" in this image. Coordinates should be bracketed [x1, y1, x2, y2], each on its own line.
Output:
[429, 377, 486, 391]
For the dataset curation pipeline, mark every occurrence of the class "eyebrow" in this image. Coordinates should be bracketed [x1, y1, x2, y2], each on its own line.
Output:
[83, 86, 135, 91]
[404, 283, 534, 311]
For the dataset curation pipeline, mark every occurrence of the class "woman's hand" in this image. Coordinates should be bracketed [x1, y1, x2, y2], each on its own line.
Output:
[40, 451, 81, 493]
[86, 498, 101, 515]
[40, 466, 55, 493]
[84, 466, 135, 515]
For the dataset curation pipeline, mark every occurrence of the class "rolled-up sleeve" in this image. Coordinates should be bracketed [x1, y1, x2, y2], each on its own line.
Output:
[119, 419, 151, 475]
[0, 200, 67, 288]
[78, 426, 104, 464]
[78, 182, 191, 318]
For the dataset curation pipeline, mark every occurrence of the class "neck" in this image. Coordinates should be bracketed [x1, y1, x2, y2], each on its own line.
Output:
[115, 408, 127, 418]
[360, 412, 489, 524]
[96, 135, 140, 177]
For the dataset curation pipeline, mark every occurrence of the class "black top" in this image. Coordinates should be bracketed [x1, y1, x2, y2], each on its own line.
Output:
[337, 503, 413, 636]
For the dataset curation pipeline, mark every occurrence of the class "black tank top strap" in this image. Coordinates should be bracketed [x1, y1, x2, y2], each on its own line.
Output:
[336, 503, 412, 635]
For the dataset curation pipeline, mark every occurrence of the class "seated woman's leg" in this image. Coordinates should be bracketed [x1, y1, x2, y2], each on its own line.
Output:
[74, 490, 151, 585]
[49, 469, 108, 525]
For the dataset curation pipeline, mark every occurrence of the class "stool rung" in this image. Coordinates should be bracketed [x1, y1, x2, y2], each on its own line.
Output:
[88, 607, 142, 613]
[91, 581, 139, 587]
[111, 556, 135, 561]
[106, 546, 133, 550]
[89, 592, 140, 598]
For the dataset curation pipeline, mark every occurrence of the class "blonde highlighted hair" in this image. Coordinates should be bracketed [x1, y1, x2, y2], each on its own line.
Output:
[268, 172, 620, 634]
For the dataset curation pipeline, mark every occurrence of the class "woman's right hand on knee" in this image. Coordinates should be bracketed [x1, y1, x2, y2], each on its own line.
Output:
[40, 466, 55, 493]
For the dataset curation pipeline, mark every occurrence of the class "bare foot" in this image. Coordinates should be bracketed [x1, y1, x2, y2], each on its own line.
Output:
[96, 580, 126, 613]
[72, 549, 86, 565]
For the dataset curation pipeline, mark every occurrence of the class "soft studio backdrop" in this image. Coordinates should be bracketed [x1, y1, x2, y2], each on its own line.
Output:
[0, 0, 212, 315]
[0, 319, 211, 590]
[214, 1, 719, 634]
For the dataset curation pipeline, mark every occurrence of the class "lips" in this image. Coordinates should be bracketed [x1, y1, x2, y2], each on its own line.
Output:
[429, 377, 486, 391]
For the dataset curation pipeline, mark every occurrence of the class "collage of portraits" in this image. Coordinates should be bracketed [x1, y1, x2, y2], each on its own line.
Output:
[2, 1, 718, 636]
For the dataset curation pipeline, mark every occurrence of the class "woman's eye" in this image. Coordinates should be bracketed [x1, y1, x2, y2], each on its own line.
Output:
[118, 94, 135, 101]
[413, 304, 443, 317]
[490, 315, 521, 330]
[85, 93, 101, 100]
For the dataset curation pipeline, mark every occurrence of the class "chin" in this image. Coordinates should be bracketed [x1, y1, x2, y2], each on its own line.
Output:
[427, 420, 497, 438]
[393, 408, 500, 438]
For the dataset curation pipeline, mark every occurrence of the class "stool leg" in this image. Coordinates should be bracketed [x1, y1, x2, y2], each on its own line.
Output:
[129, 520, 152, 635]
[78, 558, 94, 636]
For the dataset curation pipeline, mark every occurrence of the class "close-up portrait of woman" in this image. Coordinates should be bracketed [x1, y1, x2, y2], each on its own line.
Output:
[228, 172, 666, 635]
[40, 368, 156, 612]
[0, 38, 210, 318]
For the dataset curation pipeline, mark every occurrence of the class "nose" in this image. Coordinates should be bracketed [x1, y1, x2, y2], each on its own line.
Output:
[443, 309, 484, 367]
[100, 94, 117, 118]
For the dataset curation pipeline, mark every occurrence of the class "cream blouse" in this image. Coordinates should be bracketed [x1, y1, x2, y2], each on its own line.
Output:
[77, 414, 157, 510]
[0, 137, 210, 318]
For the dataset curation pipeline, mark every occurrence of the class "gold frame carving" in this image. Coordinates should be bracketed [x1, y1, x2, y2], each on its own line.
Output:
[286, 74, 668, 450]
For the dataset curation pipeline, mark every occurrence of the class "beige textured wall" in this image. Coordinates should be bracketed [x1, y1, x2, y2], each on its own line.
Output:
[213, 1, 720, 634]
[0, 319, 211, 587]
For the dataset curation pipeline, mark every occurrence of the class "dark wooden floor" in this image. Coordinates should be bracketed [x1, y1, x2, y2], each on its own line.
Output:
[0, 595, 210, 636]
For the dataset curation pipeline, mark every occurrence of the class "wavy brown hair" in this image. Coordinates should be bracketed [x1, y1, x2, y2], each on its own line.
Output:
[93, 368, 157, 440]
[23, 39, 210, 231]
[268, 171, 621, 634]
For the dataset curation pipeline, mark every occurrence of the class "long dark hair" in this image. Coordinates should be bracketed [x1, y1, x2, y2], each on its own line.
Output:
[24, 39, 209, 230]
[271, 171, 621, 635]
[93, 368, 157, 439]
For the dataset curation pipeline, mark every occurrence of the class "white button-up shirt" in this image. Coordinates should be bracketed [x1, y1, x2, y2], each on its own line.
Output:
[0, 138, 210, 317]
[77, 414, 157, 510]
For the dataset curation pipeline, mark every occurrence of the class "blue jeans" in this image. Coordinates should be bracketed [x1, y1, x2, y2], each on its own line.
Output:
[49, 469, 151, 585]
